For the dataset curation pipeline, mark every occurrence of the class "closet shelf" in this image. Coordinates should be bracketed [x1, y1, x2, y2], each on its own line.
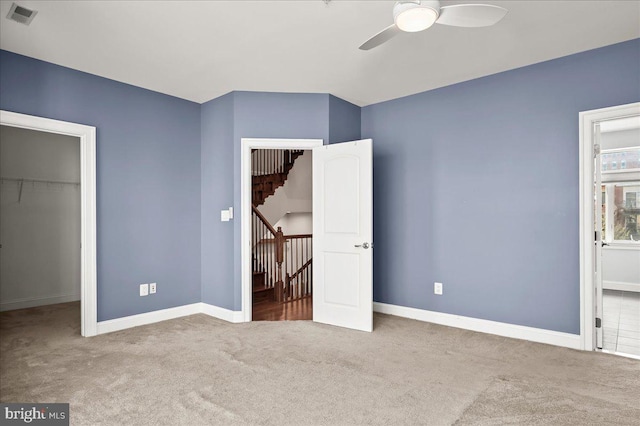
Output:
[0, 176, 80, 186]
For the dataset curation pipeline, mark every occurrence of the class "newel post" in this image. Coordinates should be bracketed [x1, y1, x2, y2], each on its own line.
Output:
[275, 227, 284, 302]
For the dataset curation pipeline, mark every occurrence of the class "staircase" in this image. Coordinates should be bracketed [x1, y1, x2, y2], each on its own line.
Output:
[252, 149, 304, 206]
[252, 270, 272, 302]
[251, 149, 312, 306]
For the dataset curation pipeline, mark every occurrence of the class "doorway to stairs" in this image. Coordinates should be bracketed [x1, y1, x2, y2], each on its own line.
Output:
[247, 143, 316, 321]
[242, 137, 374, 331]
[251, 149, 313, 321]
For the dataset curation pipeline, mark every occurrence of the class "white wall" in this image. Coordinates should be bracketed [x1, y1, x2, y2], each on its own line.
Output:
[257, 150, 312, 226]
[273, 212, 312, 235]
[600, 128, 640, 150]
[0, 126, 81, 311]
[603, 248, 640, 292]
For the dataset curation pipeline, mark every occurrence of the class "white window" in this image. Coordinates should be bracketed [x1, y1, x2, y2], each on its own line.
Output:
[601, 146, 640, 244]
[601, 146, 640, 172]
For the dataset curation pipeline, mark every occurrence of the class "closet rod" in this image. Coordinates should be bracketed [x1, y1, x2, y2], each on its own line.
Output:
[1, 177, 80, 203]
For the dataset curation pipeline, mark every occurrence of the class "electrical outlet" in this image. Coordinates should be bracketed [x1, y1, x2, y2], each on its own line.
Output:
[140, 283, 149, 296]
[434, 282, 443, 295]
[150, 283, 157, 294]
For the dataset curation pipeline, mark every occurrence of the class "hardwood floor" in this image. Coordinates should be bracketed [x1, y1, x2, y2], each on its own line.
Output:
[252, 297, 312, 321]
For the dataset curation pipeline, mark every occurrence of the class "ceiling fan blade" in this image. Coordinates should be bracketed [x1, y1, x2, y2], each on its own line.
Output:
[436, 4, 508, 28]
[359, 24, 401, 51]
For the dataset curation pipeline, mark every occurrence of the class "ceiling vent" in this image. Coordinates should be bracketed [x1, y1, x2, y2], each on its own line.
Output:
[6, 3, 37, 25]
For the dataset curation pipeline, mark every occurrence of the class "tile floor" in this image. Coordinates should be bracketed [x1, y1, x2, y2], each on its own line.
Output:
[602, 290, 640, 356]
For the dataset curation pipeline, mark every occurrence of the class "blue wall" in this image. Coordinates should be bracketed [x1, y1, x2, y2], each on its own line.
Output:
[0, 51, 202, 321]
[329, 95, 361, 144]
[3, 38, 638, 333]
[201, 92, 235, 307]
[231, 92, 331, 310]
[199, 91, 363, 310]
[362, 39, 640, 334]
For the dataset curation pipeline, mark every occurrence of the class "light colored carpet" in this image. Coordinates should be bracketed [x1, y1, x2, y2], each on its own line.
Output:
[1, 302, 639, 425]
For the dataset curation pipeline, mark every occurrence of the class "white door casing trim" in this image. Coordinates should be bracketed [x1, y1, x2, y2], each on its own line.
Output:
[0, 110, 98, 337]
[578, 102, 640, 351]
[240, 138, 323, 322]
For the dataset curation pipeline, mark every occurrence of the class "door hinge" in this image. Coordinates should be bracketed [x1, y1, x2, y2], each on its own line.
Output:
[594, 143, 601, 157]
[596, 317, 602, 328]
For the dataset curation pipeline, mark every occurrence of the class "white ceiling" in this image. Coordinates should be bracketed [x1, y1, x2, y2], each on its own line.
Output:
[1, 1, 638, 106]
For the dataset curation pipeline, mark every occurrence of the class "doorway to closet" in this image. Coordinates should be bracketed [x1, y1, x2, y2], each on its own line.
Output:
[0, 110, 97, 337]
[0, 126, 81, 315]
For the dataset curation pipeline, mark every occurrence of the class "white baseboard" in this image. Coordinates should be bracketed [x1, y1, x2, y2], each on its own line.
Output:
[373, 302, 582, 350]
[97, 303, 203, 335]
[96, 302, 244, 335]
[200, 302, 244, 323]
[0, 293, 80, 312]
[603, 280, 640, 293]
[21, 296, 581, 350]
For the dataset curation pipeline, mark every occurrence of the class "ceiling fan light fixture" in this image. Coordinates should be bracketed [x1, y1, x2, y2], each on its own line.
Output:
[394, 1, 440, 33]
[360, 0, 507, 51]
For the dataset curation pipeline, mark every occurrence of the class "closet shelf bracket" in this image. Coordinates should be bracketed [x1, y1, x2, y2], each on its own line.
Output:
[18, 179, 24, 203]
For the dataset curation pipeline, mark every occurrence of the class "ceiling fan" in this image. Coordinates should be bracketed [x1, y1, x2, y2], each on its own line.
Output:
[359, 1, 508, 50]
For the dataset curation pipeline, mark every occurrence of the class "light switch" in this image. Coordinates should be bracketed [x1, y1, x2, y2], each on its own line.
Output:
[221, 210, 230, 222]
[228, 207, 233, 219]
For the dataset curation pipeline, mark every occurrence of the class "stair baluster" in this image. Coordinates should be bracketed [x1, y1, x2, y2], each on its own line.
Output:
[282, 234, 312, 303]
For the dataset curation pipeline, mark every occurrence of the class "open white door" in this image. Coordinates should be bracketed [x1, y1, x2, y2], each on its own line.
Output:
[312, 139, 373, 332]
[594, 123, 603, 349]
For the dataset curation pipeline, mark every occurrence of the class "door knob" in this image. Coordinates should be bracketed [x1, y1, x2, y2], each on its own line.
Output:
[355, 242, 370, 249]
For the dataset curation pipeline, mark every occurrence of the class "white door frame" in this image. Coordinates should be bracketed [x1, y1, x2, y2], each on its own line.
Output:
[240, 138, 323, 322]
[0, 110, 98, 337]
[579, 102, 640, 351]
